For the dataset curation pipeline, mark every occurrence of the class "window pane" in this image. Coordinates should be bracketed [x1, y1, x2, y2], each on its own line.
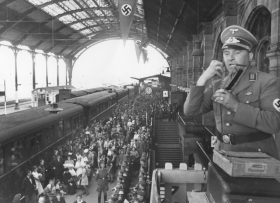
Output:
[64, 119, 71, 135]
[58, 120, 63, 138]
[5, 138, 26, 171]
[37, 133, 43, 151]
[46, 125, 55, 145]
[30, 136, 36, 155]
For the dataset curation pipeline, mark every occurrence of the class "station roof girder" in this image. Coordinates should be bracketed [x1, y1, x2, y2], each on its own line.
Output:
[0, 0, 222, 58]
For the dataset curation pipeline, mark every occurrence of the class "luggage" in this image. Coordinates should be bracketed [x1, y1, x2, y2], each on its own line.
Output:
[213, 150, 280, 178]
[206, 162, 280, 203]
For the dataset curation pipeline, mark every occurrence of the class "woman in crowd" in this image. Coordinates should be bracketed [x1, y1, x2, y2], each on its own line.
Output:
[80, 163, 89, 195]
[32, 165, 44, 196]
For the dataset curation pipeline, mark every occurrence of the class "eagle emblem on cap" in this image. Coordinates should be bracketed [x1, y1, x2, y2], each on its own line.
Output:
[230, 28, 238, 34]
[225, 37, 240, 44]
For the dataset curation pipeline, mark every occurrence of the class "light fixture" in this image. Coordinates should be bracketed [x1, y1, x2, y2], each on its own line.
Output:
[45, 103, 63, 114]
[166, 67, 170, 72]
[191, 41, 204, 56]
[162, 70, 164, 74]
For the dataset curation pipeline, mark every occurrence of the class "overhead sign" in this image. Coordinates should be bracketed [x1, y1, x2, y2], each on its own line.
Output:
[163, 91, 168, 98]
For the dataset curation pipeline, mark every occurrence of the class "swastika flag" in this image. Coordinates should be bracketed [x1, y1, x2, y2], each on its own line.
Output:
[118, 0, 137, 45]
[133, 35, 142, 63]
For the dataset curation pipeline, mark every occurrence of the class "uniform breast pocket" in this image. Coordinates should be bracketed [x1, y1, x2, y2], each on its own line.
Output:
[238, 94, 260, 108]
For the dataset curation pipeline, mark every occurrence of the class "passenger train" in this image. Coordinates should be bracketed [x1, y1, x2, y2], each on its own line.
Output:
[0, 85, 137, 203]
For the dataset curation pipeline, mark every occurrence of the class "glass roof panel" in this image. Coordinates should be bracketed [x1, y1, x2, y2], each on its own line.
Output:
[60, 0, 80, 10]
[27, 0, 51, 6]
[84, 0, 96, 7]
[94, 10, 104, 16]
[59, 15, 77, 24]
[94, 27, 102, 31]
[74, 12, 90, 20]
[43, 4, 65, 16]
[86, 21, 98, 26]
[70, 23, 86, 30]
[26, 0, 146, 38]
[80, 29, 92, 35]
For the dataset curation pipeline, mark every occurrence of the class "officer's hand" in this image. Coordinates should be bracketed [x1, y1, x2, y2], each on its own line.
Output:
[204, 60, 224, 78]
[213, 89, 239, 112]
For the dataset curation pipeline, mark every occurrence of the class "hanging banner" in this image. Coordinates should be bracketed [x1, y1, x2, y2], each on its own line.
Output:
[133, 35, 142, 63]
[142, 48, 148, 64]
[118, 0, 137, 45]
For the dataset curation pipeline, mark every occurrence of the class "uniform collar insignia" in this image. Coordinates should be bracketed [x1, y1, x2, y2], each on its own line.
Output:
[225, 37, 240, 44]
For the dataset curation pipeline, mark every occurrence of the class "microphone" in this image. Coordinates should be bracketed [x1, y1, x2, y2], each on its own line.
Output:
[224, 64, 247, 91]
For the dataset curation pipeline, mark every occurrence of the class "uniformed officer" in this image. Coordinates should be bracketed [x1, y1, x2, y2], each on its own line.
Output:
[95, 160, 109, 203]
[184, 25, 280, 159]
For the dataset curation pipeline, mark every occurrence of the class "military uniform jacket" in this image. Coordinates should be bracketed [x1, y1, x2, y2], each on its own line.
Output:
[95, 168, 109, 189]
[184, 67, 280, 158]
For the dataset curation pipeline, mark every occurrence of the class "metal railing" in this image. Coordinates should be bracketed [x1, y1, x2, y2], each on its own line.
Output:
[147, 110, 156, 200]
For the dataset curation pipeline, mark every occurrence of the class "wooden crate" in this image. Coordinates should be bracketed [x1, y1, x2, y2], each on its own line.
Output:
[213, 150, 280, 178]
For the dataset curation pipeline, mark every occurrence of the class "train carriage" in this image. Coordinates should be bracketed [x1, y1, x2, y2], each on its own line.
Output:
[0, 85, 136, 202]
[0, 102, 84, 202]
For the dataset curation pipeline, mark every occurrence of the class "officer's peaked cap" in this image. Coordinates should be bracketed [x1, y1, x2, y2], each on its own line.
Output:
[221, 25, 258, 51]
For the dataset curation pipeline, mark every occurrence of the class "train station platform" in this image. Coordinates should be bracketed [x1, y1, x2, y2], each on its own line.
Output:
[0, 100, 31, 116]
[64, 172, 138, 203]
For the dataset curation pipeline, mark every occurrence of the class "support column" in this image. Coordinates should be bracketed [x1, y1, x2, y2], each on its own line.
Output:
[222, 0, 238, 27]
[14, 48, 20, 110]
[31, 51, 36, 90]
[64, 57, 74, 87]
[192, 35, 203, 84]
[187, 41, 194, 88]
[182, 48, 188, 88]
[68, 59, 73, 85]
[201, 23, 216, 127]
[56, 57, 59, 86]
[45, 55, 49, 87]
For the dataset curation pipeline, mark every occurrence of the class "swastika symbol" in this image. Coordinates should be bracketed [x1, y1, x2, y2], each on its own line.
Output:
[121, 4, 132, 16]
[136, 40, 142, 46]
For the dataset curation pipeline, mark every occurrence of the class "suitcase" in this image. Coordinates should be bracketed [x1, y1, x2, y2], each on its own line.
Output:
[213, 150, 280, 178]
[206, 162, 280, 203]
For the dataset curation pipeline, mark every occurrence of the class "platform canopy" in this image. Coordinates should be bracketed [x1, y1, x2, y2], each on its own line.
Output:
[0, 0, 221, 58]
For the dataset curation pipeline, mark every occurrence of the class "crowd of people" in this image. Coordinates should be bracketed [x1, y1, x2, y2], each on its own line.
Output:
[155, 99, 180, 121]
[16, 91, 165, 203]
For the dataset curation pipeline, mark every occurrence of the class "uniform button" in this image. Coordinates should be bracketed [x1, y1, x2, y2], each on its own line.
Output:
[227, 111, 231, 115]
[246, 101, 249, 104]
[225, 123, 231, 127]
[258, 148, 262, 152]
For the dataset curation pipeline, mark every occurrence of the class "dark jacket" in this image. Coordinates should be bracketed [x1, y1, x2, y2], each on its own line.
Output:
[21, 176, 36, 195]
[73, 201, 86, 203]
[52, 197, 66, 203]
